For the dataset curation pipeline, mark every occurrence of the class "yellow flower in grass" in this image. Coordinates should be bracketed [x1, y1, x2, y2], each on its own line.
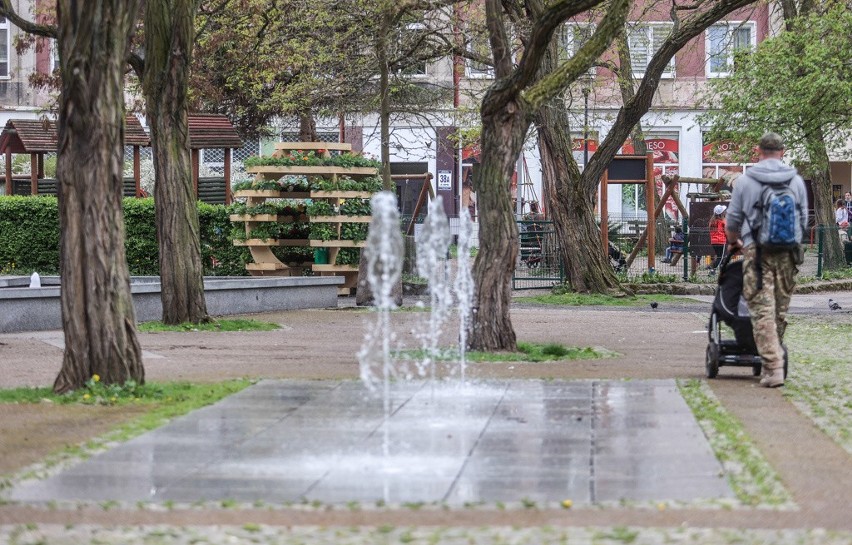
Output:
[92, 374, 100, 383]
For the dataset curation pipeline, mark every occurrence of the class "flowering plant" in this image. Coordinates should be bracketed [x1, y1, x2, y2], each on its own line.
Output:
[75, 374, 142, 405]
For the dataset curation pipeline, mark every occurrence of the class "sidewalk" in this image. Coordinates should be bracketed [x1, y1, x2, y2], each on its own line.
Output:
[1, 294, 851, 536]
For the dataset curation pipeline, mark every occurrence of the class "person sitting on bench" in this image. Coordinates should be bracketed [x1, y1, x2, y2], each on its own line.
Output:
[662, 224, 684, 265]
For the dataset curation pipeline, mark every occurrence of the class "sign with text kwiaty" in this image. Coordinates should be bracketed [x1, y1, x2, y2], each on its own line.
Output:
[437, 170, 452, 190]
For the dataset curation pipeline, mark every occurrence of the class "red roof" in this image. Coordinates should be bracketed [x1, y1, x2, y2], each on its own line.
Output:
[0, 114, 150, 153]
[188, 114, 243, 150]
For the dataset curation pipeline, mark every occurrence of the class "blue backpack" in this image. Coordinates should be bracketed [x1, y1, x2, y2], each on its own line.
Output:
[753, 179, 802, 252]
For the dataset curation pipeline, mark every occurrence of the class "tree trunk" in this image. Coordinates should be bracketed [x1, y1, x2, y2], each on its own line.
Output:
[533, 37, 619, 293]
[804, 133, 844, 269]
[536, 101, 620, 292]
[614, 30, 646, 155]
[469, 96, 526, 351]
[144, 0, 209, 325]
[377, 15, 393, 191]
[53, 0, 144, 394]
[299, 111, 317, 142]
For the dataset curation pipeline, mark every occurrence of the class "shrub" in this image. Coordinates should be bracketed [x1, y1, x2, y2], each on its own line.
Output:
[0, 196, 61, 274]
[0, 196, 251, 276]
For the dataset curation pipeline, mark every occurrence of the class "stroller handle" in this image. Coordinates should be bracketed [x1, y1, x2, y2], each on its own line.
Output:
[718, 245, 742, 275]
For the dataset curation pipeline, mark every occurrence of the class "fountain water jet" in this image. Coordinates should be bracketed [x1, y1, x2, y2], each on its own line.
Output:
[356, 192, 403, 456]
[453, 209, 475, 384]
[415, 198, 452, 384]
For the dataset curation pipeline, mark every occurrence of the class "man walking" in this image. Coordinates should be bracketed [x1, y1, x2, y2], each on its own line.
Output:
[725, 133, 808, 388]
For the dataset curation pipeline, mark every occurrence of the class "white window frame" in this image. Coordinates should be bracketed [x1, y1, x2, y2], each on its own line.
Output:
[560, 22, 597, 76]
[0, 17, 9, 79]
[397, 23, 429, 78]
[465, 35, 493, 79]
[627, 22, 675, 79]
[705, 21, 756, 78]
[50, 39, 59, 73]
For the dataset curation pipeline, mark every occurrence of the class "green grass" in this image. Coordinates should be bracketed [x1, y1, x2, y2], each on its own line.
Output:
[679, 379, 791, 506]
[782, 317, 852, 454]
[1, 379, 254, 478]
[0, 379, 253, 411]
[137, 318, 280, 333]
[396, 341, 615, 363]
[516, 292, 680, 307]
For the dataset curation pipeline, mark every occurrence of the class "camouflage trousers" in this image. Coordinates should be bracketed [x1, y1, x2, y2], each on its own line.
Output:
[742, 245, 798, 371]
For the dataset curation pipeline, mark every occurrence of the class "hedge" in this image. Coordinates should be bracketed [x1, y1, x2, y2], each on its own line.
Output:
[0, 196, 252, 276]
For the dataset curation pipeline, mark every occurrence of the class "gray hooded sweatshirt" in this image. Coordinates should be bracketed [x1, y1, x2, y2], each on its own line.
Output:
[726, 158, 809, 247]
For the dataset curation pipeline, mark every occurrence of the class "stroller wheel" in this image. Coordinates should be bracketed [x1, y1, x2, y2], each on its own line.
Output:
[782, 344, 789, 379]
[705, 342, 719, 379]
[752, 363, 762, 377]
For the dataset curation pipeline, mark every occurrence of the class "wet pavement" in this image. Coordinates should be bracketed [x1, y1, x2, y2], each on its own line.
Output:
[10, 379, 732, 505]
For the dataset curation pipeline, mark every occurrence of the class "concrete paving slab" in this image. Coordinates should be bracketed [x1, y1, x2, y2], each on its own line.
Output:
[9, 379, 734, 506]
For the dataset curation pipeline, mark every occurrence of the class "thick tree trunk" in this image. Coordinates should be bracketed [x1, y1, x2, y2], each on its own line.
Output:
[469, 97, 526, 351]
[53, 0, 144, 394]
[144, 0, 209, 324]
[532, 35, 620, 293]
[536, 102, 620, 292]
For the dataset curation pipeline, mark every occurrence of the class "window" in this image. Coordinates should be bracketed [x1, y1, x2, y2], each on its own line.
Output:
[559, 23, 596, 75]
[50, 39, 59, 73]
[706, 22, 754, 77]
[0, 17, 9, 78]
[627, 23, 675, 78]
[398, 23, 428, 77]
[465, 33, 493, 78]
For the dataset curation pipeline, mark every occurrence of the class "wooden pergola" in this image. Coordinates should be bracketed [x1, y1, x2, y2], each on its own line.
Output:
[0, 115, 150, 197]
[188, 113, 243, 205]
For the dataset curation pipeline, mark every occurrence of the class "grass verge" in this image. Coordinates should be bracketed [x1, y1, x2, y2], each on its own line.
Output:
[782, 316, 852, 455]
[396, 342, 616, 363]
[137, 318, 280, 333]
[0, 379, 254, 483]
[515, 292, 681, 307]
[679, 379, 792, 506]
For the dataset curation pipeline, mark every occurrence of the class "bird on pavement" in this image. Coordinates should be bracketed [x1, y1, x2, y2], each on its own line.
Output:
[650, 302, 659, 309]
[829, 299, 842, 311]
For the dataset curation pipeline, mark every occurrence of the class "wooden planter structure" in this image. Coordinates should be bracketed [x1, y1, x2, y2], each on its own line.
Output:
[188, 114, 243, 205]
[0, 115, 150, 197]
[231, 142, 377, 295]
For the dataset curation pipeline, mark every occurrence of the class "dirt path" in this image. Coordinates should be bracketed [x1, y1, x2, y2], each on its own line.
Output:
[1, 298, 850, 531]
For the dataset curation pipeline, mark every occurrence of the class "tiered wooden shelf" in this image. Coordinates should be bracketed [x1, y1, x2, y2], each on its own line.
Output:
[230, 142, 377, 295]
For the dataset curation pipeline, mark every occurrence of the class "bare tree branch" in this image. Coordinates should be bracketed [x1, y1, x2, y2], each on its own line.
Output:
[524, 0, 629, 110]
[0, 0, 57, 38]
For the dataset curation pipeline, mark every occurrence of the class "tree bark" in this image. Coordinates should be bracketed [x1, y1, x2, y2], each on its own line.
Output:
[533, 34, 619, 293]
[144, 0, 209, 325]
[804, 132, 844, 269]
[470, 93, 526, 351]
[376, 13, 393, 191]
[536, 101, 620, 293]
[53, 0, 144, 393]
[298, 111, 317, 142]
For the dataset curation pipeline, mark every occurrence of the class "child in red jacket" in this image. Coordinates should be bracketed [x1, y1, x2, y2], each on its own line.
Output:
[708, 204, 727, 273]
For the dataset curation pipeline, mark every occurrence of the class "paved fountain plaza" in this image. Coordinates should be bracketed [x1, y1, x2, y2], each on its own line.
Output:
[10, 378, 733, 505]
[8, 195, 733, 507]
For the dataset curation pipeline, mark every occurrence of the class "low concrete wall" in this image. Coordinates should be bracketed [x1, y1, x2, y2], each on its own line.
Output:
[0, 276, 344, 333]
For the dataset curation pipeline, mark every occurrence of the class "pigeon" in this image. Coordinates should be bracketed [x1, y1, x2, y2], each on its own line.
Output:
[829, 299, 842, 311]
[650, 302, 659, 309]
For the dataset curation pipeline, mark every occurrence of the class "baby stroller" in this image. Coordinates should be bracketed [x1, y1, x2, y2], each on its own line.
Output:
[705, 253, 788, 379]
